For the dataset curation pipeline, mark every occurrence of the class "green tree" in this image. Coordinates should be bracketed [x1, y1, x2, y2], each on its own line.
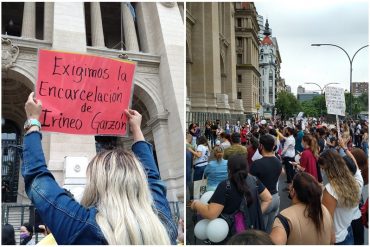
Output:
[344, 92, 367, 116]
[301, 100, 318, 117]
[312, 95, 327, 116]
[275, 91, 301, 120]
[300, 95, 327, 117]
[357, 92, 368, 111]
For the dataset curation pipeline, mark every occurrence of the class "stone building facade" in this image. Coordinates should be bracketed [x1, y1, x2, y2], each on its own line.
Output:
[2, 2, 184, 205]
[234, 2, 260, 115]
[187, 2, 264, 125]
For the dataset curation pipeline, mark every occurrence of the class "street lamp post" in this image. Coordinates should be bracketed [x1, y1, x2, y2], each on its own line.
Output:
[311, 43, 369, 116]
[304, 82, 340, 95]
[304, 82, 339, 118]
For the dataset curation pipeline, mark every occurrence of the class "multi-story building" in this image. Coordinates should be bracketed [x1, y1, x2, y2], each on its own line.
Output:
[297, 92, 320, 102]
[186, 2, 245, 126]
[297, 85, 305, 94]
[276, 78, 286, 94]
[285, 85, 292, 93]
[272, 36, 282, 100]
[257, 14, 265, 41]
[259, 18, 281, 118]
[2, 2, 184, 208]
[234, 2, 260, 115]
[352, 82, 368, 97]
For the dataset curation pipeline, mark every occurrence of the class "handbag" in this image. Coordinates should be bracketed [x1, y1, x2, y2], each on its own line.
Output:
[193, 174, 207, 199]
[220, 175, 266, 239]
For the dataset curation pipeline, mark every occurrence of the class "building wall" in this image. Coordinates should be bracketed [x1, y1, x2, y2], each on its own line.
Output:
[259, 43, 276, 112]
[187, 2, 245, 126]
[297, 93, 320, 102]
[2, 2, 184, 204]
[352, 82, 368, 97]
[235, 2, 260, 114]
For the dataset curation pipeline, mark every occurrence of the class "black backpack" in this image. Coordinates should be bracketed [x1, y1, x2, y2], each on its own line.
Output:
[220, 175, 266, 238]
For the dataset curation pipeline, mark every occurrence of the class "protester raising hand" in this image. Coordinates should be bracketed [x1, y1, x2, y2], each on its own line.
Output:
[338, 137, 358, 168]
[21, 92, 177, 245]
[124, 109, 144, 142]
[25, 92, 42, 120]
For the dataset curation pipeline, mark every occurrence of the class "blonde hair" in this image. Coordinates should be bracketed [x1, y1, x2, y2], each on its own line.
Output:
[302, 134, 319, 158]
[213, 146, 224, 161]
[80, 149, 171, 245]
[318, 150, 360, 208]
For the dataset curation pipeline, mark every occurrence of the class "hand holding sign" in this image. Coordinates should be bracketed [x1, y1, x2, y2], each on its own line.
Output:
[36, 49, 136, 136]
[124, 109, 144, 142]
[25, 92, 42, 120]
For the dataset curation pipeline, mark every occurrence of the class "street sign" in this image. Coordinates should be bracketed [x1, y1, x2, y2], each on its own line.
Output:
[325, 86, 346, 116]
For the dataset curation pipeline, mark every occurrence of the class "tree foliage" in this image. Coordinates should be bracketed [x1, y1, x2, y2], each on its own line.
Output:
[299, 95, 327, 117]
[275, 91, 301, 120]
[345, 92, 368, 116]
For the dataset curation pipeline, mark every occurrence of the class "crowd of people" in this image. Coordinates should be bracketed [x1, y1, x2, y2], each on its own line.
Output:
[187, 117, 368, 245]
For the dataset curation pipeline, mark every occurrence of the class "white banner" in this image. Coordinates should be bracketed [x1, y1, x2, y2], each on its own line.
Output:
[325, 86, 346, 116]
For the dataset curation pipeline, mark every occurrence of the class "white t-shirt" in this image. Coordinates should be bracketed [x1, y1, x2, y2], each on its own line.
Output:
[251, 148, 263, 161]
[325, 169, 364, 243]
[282, 135, 295, 158]
[221, 141, 231, 150]
[194, 144, 210, 167]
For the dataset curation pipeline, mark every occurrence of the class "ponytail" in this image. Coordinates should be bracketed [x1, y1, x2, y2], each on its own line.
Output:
[228, 154, 253, 205]
[213, 146, 224, 162]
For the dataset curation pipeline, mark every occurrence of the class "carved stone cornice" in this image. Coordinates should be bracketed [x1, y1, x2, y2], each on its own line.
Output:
[2, 35, 52, 49]
[86, 46, 160, 74]
[161, 2, 175, 8]
[2, 38, 20, 70]
[146, 112, 169, 129]
[186, 10, 196, 25]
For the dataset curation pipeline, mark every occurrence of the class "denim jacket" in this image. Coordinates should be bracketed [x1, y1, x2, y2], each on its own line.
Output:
[22, 131, 177, 245]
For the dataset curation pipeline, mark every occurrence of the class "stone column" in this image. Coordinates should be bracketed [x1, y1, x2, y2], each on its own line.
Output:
[21, 2, 36, 38]
[44, 2, 54, 42]
[121, 3, 139, 51]
[90, 2, 105, 47]
[53, 2, 87, 52]
[150, 118, 184, 201]
[48, 3, 94, 190]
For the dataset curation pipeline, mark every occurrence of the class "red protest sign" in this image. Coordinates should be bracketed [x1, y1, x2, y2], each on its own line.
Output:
[36, 49, 136, 136]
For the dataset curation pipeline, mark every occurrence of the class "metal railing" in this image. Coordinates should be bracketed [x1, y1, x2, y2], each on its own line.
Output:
[1, 204, 44, 244]
[169, 201, 184, 223]
[186, 111, 246, 133]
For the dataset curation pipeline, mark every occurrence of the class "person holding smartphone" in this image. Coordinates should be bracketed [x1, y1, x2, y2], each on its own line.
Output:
[290, 134, 320, 180]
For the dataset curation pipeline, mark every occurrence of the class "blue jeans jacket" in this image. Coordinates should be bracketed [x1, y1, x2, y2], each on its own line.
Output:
[22, 132, 177, 244]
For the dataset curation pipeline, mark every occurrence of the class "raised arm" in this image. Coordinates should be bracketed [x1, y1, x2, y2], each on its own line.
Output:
[22, 93, 97, 244]
[126, 109, 178, 244]
[338, 137, 358, 169]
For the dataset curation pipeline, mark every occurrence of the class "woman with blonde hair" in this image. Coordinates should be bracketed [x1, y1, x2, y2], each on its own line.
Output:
[319, 148, 363, 244]
[22, 93, 176, 244]
[204, 146, 228, 191]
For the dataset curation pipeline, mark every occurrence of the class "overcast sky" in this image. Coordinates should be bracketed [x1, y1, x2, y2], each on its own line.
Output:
[254, 0, 369, 95]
